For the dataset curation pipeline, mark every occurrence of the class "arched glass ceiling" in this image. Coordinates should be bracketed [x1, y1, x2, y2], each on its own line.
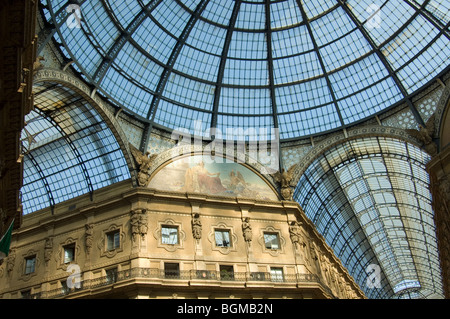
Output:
[293, 136, 444, 299]
[42, 0, 449, 140]
[20, 82, 130, 215]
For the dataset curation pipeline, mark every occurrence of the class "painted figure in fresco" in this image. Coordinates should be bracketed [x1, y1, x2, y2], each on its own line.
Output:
[184, 161, 226, 194]
[229, 169, 247, 190]
[147, 155, 279, 201]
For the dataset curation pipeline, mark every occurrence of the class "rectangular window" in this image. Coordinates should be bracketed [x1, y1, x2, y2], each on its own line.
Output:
[264, 232, 280, 249]
[215, 229, 231, 247]
[106, 268, 118, 284]
[219, 265, 234, 281]
[61, 280, 70, 295]
[63, 244, 75, 263]
[270, 267, 284, 282]
[161, 226, 179, 245]
[106, 230, 120, 251]
[164, 263, 180, 279]
[24, 256, 36, 274]
[21, 290, 32, 299]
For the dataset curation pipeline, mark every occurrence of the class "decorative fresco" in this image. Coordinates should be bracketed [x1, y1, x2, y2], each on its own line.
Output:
[148, 155, 278, 201]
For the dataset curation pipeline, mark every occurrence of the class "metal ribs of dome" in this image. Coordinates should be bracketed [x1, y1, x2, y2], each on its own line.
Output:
[41, 0, 449, 144]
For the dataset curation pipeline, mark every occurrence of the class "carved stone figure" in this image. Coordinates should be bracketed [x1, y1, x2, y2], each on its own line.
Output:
[271, 164, 298, 200]
[288, 221, 302, 246]
[320, 255, 332, 286]
[130, 209, 148, 241]
[330, 265, 339, 293]
[242, 217, 252, 243]
[33, 56, 45, 74]
[85, 224, 93, 255]
[289, 221, 307, 261]
[406, 114, 437, 156]
[130, 210, 141, 241]
[6, 249, 15, 275]
[191, 213, 202, 240]
[310, 242, 322, 277]
[139, 213, 148, 239]
[44, 237, 53, 266]
[129, 143, 157, 187]
[438, 174, 450, 210]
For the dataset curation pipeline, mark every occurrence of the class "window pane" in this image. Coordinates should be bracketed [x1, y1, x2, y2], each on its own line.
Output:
[264, 233, 280, 249]
[215, 230, 231, 247]
[161, 226, 179, 244]
[106, 268, 118, 284]
[164, 263, 180, 278]
[270, 268, 284, 282]
[107, 231, 120, 250]
[114, 232, 120, 248]
[220, 265, 234, 281]
[64, 245, 75, 263]
[25, 257, 36, 274]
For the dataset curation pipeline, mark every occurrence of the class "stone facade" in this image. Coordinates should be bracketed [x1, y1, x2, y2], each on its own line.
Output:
[0, 176, 365, 299]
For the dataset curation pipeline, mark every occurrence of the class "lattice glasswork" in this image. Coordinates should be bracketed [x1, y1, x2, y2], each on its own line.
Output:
[21, 83, 131, 215]
[293, 137, 443, 299]
[42, 0, 449, 140]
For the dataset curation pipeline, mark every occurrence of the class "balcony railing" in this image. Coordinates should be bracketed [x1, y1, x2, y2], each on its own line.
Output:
[24, 268, 335, 299]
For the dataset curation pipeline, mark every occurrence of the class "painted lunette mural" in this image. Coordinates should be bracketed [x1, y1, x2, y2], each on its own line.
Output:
[148, 155, 278, 201]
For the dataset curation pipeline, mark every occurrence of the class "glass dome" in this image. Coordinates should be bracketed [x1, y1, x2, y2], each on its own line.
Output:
[43, 0, 449, 140]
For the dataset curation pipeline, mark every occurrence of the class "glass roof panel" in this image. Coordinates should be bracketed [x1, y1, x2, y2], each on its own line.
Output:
[107, 1, 142, 30]
[46, 0, 449, 140]
[154, 100, 212, 136]
[219, 87, 272, 115]
[132, 16, 178, 63]
[361, 1, 416, 46]
[235, 1, 265, 30]
[270, 0, 303, 29]
[310, 7, 355, 47]
[426, 0, 450, 24]
[174, 45, 221, 83]
[275, 78, 333, 113]
[201, 0, 234, 26]
[302, 0, 336, 18]
[382, 15, 438, 71]
[271, 25, 313, 58]
[163, 74, 215, 112]
[151, 0, 194, 39]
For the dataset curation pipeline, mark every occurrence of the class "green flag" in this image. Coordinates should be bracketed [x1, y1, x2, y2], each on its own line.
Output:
[0, 220, 14, 260]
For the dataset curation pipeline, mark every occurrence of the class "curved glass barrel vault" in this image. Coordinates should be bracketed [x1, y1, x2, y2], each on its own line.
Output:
[20, 82, 130, 215]
[42, 0, 449, 140]
[293, 136, 444, 299]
